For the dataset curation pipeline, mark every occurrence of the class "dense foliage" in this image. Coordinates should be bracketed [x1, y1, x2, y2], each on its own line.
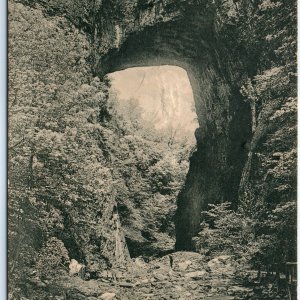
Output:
[9, 2, 120, 298]
[194, 0, 297, 283]
[8, 0, 296, 299]
[239, 0, 297, 265]
[105, 91, 195, 256]
[194, 201, 296, 271]
[8, 2, 194, 298]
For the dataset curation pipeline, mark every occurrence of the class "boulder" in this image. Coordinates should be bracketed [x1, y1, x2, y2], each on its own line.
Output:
[69, 259, 85, 278]
[207, 255, 235, 275]
[177, 260, 192, 271]
[100, 292, 116, 300]
[184, 270, 206, 279]
[153, 273, 168, 281]
[119, 282, 134, 288]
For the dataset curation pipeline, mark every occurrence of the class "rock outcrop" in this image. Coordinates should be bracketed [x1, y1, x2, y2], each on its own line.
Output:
[91, 0, 252, 250]
[22, 0, 253, 250]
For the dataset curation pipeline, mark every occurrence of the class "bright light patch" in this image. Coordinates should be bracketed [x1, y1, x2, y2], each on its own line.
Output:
[108, 65, 198, 141]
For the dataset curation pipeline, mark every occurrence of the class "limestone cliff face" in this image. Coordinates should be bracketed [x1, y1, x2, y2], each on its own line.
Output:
[92, 0, 252, 250]
[26, 0, 253, 249]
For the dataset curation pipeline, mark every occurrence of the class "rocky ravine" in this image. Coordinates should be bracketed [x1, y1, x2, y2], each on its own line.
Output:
[9, 1, 296, 299]
[19, 0, 296, 263]
[33, 251, 285, 300]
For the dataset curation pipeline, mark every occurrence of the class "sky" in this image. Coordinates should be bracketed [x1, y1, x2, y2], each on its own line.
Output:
[108, 65, 198, 139]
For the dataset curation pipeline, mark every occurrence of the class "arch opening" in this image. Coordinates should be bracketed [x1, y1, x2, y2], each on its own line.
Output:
[107, 65, 198, 257]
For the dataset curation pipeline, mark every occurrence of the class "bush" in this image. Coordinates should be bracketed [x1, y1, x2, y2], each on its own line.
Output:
[35, 237, 70, 280]
[193, 200, 296, 272]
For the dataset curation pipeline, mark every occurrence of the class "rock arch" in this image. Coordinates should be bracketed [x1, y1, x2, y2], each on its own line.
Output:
[94, 4, 251, 250]
[30, 0, 252, 250]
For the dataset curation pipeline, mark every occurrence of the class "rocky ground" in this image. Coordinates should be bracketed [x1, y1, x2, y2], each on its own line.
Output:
[44, 252, 288, 300]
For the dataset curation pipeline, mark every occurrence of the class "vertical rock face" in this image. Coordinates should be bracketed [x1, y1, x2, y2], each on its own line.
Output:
[92, 3, 252, 250]
[25, 0, 252, 249]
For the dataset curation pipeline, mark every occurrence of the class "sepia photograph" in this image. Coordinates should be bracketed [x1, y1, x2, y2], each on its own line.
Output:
[8, 0, 297, 299]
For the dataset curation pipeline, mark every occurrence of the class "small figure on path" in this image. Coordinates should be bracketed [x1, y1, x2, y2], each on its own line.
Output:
[169, 255, 174, 270]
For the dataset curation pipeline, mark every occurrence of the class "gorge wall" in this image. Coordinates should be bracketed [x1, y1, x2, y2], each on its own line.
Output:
[9, 1, 297, 298]
[19, 0, 296, 252]
[23, 0, 254, 250]
[88, 0, 253, 250]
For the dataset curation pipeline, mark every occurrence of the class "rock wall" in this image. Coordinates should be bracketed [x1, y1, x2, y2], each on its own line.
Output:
[24, 0, 253, 249]
[91, 1, 252, 250]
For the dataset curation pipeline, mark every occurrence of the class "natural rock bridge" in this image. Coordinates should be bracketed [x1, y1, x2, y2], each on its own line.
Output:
[30, 0, 252, 249]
